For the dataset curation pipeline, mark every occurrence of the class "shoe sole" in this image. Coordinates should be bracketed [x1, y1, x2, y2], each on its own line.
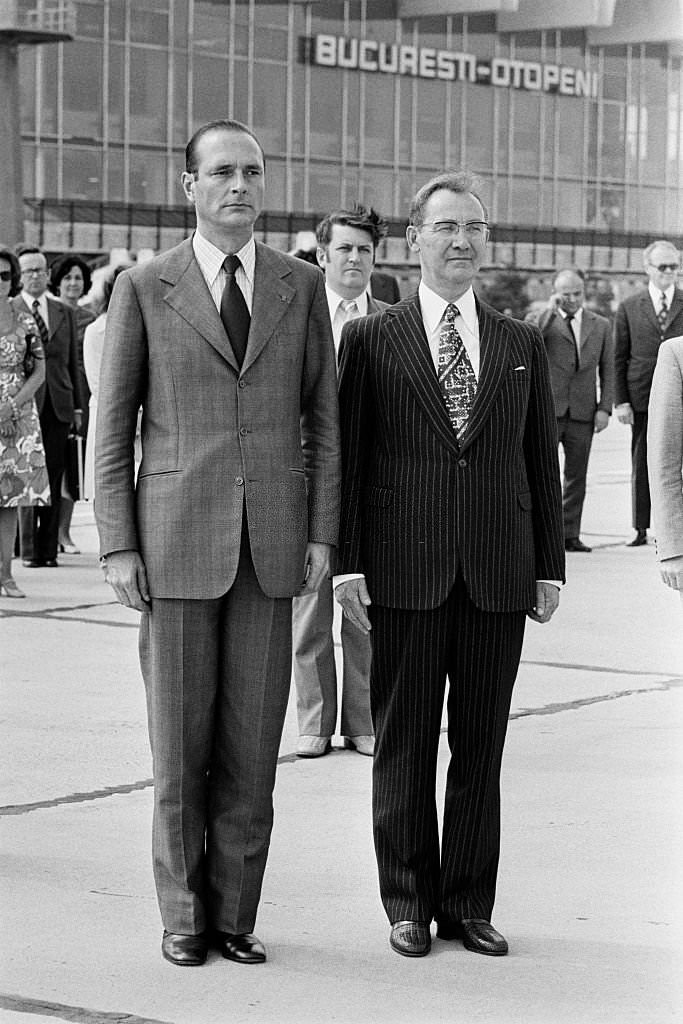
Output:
[389, 938, 431, 957]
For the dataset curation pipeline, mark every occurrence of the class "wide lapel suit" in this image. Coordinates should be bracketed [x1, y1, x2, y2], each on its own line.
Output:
[96, 237, 340, 600]
[13, 294, 84, 421]
[536, 307, 614, 421]
[337, 291, 564, 926]
[337, 293, 564, 612]
[647, 337, 683, 561]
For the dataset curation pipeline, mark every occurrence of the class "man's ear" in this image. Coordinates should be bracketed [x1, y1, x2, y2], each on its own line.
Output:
[181, 172, 195, 202]
[316, 245, 327, 270]
[406, 225, 420, 254]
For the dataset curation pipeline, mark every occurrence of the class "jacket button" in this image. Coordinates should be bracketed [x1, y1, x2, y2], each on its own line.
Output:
[458, 458, 467, 468]
[238, 379, 247, 388]
[235, 476, 244, 486]
[239, 427, 248, 437]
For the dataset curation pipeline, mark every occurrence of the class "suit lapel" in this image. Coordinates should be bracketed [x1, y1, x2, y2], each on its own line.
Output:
[665, 288, 683, 334]
[45, 296, 66, 340]
[460, 302, 510, 449]
[161, 239, 239, 371]
[244, 243, 296, 371]
[384, 296, 461, 455]
[639, 291, 660, 335]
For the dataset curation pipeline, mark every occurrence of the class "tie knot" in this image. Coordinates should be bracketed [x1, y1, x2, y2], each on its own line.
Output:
[223, 254, 241, 276]
[341, 298, 359, 315]
[444, 303, 460, 323]
[565, 311, 574, 323]
[32, 300, 39, 312]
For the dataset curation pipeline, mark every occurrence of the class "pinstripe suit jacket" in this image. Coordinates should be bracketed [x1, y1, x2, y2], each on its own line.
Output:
[336, 293, 565, 613]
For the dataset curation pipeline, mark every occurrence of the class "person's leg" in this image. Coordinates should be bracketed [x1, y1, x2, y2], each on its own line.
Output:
[292, 582, 338, 737]
[561, 418, 594, 539]
[439, 575, 526, 925]
[370, 601, 450, 924]
[339, 610, 373, 738]
[139, 596, 221, 935]
[631, 411, 650, 531]
[0, 508, 19, 583]
[36, 397, 68, 563]
[207, 538, 292, 934]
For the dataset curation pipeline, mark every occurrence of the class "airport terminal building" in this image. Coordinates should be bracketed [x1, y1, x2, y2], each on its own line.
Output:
[6, 0, 683, 274]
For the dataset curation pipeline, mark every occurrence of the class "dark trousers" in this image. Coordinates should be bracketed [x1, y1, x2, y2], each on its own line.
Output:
[138, 524, 293, 936]
[369, 573, 526, 926]
[19, 392, 68, 562]
[631, 411, 650, 530]
[556, 415, 594, 538]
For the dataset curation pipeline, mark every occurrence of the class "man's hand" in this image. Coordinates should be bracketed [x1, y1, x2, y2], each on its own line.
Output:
[72, 410, 83, 435]
[659, 554, 683, 591]
[334, 577, 372, 633]
[527, 581, 560, 624]
[298, 542, 332, 595]
[102, 549, 150, 611]
[616, 403, 634, 426]
[594, 410, 609, 433]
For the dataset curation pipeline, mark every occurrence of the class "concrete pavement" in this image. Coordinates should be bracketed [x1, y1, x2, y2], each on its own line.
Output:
[1, 420, 682, 1024]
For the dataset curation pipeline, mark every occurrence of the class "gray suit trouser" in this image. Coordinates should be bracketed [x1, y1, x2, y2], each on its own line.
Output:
[139, 525, 292, 936]
[292, 579, 373, 737]
[556, 415, 594, 538]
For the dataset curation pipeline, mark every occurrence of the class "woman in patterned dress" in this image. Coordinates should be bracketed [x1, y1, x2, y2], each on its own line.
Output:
[0, 248, 50, 598]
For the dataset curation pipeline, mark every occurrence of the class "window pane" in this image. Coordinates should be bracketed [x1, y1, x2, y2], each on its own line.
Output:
[129, 149, 167, 204]
[129, 48, 168, 144]
[264, 158, 285, 211]
[106, 147, 125, 202]
[74, 1, 104, 38]
[600, 102, 626, 178]
[194, 1, 230, 54]
[557, 99, 585, 177]
[415, 79, 444, 168]
[310, 68, 342, 158]
[192, 55, 230, 127]
[365, 74, 395, 163]
[130, 5, 169, 45]
[63, 41, 102, 138]
[172, 53, 188, 145]
[362, 167, 394, 213]
[108, 44, 126, 141]
[464, 89, 494, 171]
[253, 65, 286, 153]
[309, 163, 343, 212]
[63, 146, 103, 200]
[510, 92, 540, 175]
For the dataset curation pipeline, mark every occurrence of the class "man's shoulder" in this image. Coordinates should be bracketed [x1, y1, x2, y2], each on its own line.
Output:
[617, 287, 649, 313]
[256, 241, 323, 283]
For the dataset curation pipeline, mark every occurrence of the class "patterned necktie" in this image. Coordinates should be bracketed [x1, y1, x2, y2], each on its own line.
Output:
[565, 311, 579, 370]
[31, 300, 49, 348]
[438, 303, 477, 436]
[220, 254, 250, 366]
[658, 292, 668, 337]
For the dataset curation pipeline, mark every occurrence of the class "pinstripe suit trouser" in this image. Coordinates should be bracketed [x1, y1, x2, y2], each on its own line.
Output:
[369, 572, 526, 926]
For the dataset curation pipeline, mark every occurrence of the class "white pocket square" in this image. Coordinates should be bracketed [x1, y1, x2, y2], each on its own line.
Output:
[513, 365, 526, 371]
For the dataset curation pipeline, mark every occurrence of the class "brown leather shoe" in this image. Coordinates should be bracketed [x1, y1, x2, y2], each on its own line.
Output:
[437, 918, 508, 956]
[218, 932, 266, 963]
[161, 930, 208, 966]
[389, 920, 431, 957]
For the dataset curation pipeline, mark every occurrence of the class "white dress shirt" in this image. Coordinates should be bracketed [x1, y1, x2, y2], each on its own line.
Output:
[649, 281, 675, 314]
[22, 290, 49, 328]
[192, 231, 255, 313]
[418, 281, 480, 377]
[326, 284, 369, 354]
[558, 306, 583, 360]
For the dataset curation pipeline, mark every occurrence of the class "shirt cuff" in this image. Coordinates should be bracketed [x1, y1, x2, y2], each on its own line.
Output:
[333, 572, 364, 589]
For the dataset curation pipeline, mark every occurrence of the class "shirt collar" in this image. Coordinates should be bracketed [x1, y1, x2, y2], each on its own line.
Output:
[325, 282, 369, 320]
[649, 281, 675, 306]
[418, 281, 477, 336]
[22, 290, 47, 314]
[192, 231, 256, 287]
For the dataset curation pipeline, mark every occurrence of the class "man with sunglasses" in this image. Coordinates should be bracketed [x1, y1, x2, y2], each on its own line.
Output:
[334, 170, 564, 959]
[614, 240, 683, 546]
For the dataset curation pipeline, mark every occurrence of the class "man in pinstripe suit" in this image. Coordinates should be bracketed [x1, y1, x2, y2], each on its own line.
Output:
[335, 172, 565, 958]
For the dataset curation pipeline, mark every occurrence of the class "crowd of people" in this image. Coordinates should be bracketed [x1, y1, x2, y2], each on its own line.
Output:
[1, 116, 680, 967]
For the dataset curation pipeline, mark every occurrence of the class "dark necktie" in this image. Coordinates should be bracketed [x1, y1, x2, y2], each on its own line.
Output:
[565, 311, 579, 370]
[658, 293, 668, 337]
[31, 300, 49, 349]
[220, 254, 250, 367]
[438, 303, 477, 436]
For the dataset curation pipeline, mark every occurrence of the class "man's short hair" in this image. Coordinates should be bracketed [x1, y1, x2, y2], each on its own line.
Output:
[15, 244, 44, 260]
[408, 171, 489, 226]
[642, 239, 680, 266]
[185, 119, 265, 175]
[316, 205, 388, 251]
[553, 267, 585, 289]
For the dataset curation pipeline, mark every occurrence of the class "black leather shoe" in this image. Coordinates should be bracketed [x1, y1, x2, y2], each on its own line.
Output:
[565, 537, 592, 552]
[218, 932, 266, 964]
[161, 930, 208, 966]
[389, 920, 431, 957]
[437, 918, 508, 956]
[22, 559, 44, 568]
[627, 529, 647, 547]
[44, 559, 59, 567]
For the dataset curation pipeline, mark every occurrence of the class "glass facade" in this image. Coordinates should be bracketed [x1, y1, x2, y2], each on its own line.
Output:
[17, 0, 683, 252]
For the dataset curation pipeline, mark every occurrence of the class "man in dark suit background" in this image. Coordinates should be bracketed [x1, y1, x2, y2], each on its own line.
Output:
[528, 267, 614, 553]
[14, 246, 84, 568]
[95, 119, 340, 967]
[293, 205, 388, 761]
[335, 171, 564, 959]
[614, 239, 683, 546]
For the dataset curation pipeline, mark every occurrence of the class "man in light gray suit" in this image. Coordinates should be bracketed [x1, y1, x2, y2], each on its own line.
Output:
[648, 335, 683, 598]
[292, 206, 388, 760]
[528, 268, 614, 552]
[95, 120, 340, 967]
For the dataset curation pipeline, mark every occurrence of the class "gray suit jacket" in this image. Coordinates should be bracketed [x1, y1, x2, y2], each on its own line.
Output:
[614, 287, 683, 411]
[534, 307, 614, 421]
[95, 237, 341, 599]
[648, 336, 683, 561]
[13, 294, 84, 422]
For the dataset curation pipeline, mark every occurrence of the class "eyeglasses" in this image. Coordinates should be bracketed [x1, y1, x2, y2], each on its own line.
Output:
[419, 220, 489, 239]
[21, 267, 47, 276]
[0, 270, 12, 282]
[650, 263, 679, 272]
